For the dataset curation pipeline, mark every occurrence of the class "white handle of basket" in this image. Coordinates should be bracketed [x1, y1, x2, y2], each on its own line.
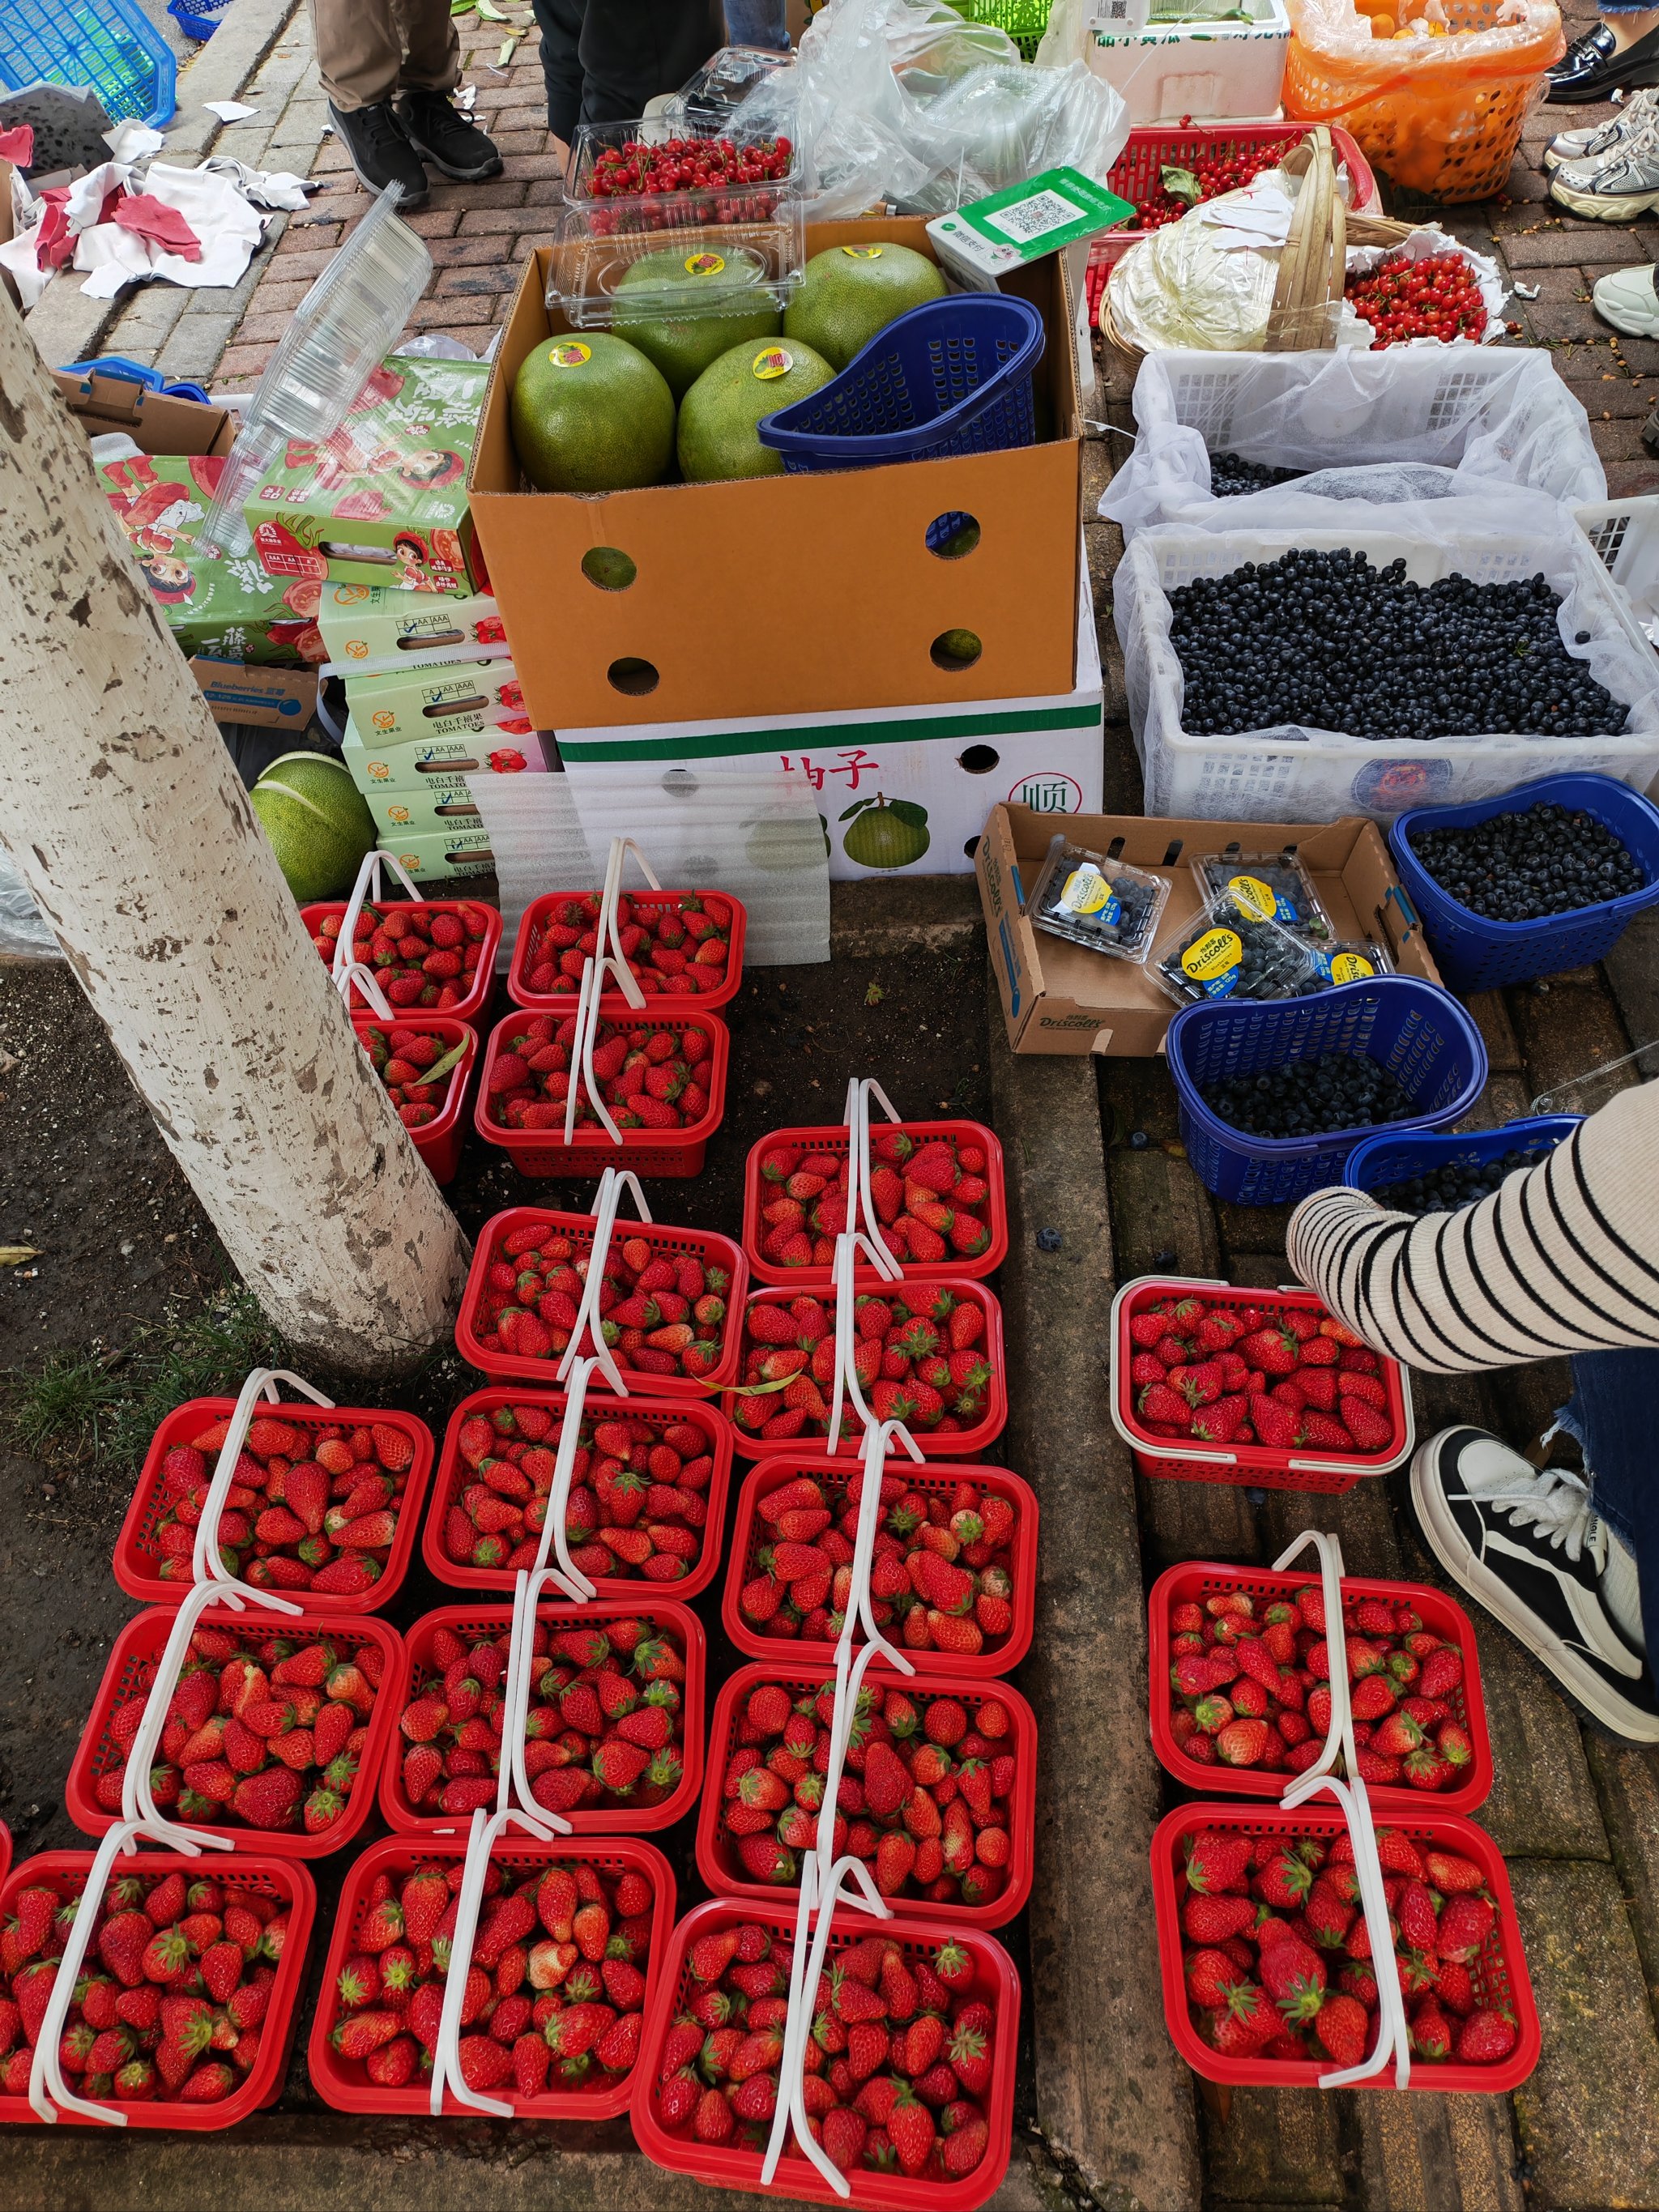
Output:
[562, 955, 631, 1147]
[595, 835, 655, 1012]
[555, 1166, 653, 1396]
[761, 1852, 889, 2197]
[850, 1078, 903, 1281]
[825, 1230, 893, 1455]
[120, 1580, 241, 1854]
[832, 1417, 919, 1682]
[1273, 1529, 1353, 1810]
[499, 1567, 578, 1834]
[563, 957, 599, 1146]
[336, 958, 395, 1022]
[331, 849, 421, 982]
[532, 1354, 601, 1600]
[28, 1819, 167, 2125]
[191, 1366, 331, 1613]
[429, 1807, 514, 2117]
[580, 952, 632, 1144]
[1294, 1768, 1411, 2091]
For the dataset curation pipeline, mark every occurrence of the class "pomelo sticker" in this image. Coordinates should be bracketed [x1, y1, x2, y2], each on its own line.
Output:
[1058, 863, 1118, 923]
[684, 252, 726, 275]
[548, 341, 591, 368]
[752, 346, 794, 380]
[842, 245, 884, 258]
[1228, 872, 1291, 924]
[1182, 927, 1243, 987]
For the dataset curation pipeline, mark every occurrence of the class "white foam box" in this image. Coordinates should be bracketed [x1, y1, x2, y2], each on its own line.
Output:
[557, 548, 1104, 880]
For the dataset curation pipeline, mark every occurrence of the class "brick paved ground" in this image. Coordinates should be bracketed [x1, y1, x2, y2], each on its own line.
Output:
[49, 11, 1659, 2206]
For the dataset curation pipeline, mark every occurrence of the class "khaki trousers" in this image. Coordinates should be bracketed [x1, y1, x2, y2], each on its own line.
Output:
[309, 0, 460, 112]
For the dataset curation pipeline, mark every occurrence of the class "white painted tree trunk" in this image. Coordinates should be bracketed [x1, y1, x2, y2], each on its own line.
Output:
[0, 296, 470, 1375]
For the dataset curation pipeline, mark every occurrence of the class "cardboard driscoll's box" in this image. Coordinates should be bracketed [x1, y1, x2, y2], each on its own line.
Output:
[469, 218, 1085, 732]
[977, 803, 1443, 1056]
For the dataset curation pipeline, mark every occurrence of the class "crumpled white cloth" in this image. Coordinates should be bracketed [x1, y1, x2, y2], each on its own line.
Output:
[199, 155, 316, 211]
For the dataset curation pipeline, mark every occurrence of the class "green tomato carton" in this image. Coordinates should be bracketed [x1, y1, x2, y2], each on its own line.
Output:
[245, 355, 492, 598]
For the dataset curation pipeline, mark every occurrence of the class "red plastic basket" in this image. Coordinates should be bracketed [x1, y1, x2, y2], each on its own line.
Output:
[300, 897, 502, 1025]
[0, 1822, 10, 1891]
[1083, 122, 1383, 322]
[65, 1606, 408, 1859]
[0, 1848, 316, 2129]
[728, 1276, 1007, 1461]
[309, 1831, 675, 2117]
[1111, 1275, 1414, 1494]
[721, 1455, 1037, 1677]
[697, 1660, 1036, 1929]
[456, 1204, 749, 1398]
[378, 1598, 705, 1839]
[740, 1119, 1008, 1287]
[1148, 1560, 1492, 1817]
[111, 1396, 436, 1614]
[506, 888, 747, 1015]
[351, 1012, 477, 1186]
[633, 1898, 1019, 2210]
[474, 1005, 730, 1179]
[421, 1384, 732, 1602]
[1151, 1800, 1539, 2094]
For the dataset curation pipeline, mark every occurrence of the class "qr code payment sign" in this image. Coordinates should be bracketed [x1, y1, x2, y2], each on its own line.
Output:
[984, 188, 1088, 244]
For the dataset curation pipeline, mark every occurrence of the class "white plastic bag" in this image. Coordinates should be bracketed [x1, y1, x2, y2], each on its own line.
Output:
[1103, 347, 1608, 535]
[0, 850, 61, 960]
[1113, 485, 1659, 821]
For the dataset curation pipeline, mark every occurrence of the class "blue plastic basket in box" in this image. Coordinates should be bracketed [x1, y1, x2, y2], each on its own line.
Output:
[168, 0, 234, 40]
[756, 296, 1045, 475]
[1166, 977, 1489, 1207]
[1388, 774, 1659, 995]
[1343, 1114, 1582, 1208]
[0, 0, 176, 129]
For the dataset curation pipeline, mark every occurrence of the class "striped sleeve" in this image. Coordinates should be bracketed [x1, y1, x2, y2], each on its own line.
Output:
[1285, 1081, 1659, 1375]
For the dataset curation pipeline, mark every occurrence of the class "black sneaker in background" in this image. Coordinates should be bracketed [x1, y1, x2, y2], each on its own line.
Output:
[399, 88, 504, 182]
[329, 100, 431, 207]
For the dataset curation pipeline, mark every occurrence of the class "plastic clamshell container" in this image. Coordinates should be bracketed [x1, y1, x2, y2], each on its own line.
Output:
[1147, 1559, 1492, 1814]
[1343, 1114, 1581, 1204]
[757, 296, 1045, 475]
[1151, 1799, 1538, 2092]
[1153, 887, 1339, 1010]
[1025, 834, 1169, 964]
[697, 1660, 1036, 1927]
[1165, 977, 1488, 1208]
[727, 1276, 1007, 1460]
[548, 205, 805, 324]
[309, 1831, 674, 2116]
[455, 1204, 748, 1395]
[633, 1897, 1020, 2210]
[722, 1455, 1037, 1676]
[1387, 772, 1659, 992]
[0, 1849, 314, 2128]
[378, 1598, 704, 1839]
[300, 896, 502, 1025]
[111, 1396, 436, 1614]
[565, 113, 802, 213]
[506, 887, 747, 1014]
[474, 1004, 730, 1179]
[1111, 1274, 1414, 1492]
[421, 1383, 733, 1601]
[66, 1609, 407, 1858]
[740, 1119, 1008, 1287]
[352, 1012, 477, 1186]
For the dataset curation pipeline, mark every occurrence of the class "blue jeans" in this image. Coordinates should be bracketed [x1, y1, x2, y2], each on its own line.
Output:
[1555, 1349, 1659, 1610]
[723, 0, 790, 47]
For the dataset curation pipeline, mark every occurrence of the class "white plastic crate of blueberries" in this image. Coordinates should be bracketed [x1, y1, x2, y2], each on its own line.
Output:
[1113, 489, 1659, 825]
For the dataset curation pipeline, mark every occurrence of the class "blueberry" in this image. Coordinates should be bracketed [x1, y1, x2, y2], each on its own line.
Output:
[1199, 1052, 1415, 1140]
[1209, 450, 1306, 499]
[1372, 1142, 1550, 1216]
[1407, 800, 1644, 925]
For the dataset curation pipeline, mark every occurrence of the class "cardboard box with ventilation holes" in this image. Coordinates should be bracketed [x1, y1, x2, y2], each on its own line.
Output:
[467, 217, 1084, 733]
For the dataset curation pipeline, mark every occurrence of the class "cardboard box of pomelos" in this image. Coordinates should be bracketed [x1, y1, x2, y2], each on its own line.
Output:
[468, 217, 1084, 733]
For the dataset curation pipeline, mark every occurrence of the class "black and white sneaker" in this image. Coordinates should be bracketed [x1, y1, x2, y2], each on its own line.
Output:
[1410, 1426, 1659, 1743]
[329, 100, 431, 208]
[398, 89, 503, 183]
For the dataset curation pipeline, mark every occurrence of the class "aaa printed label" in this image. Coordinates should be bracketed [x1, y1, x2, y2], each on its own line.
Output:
[547, 341, 591, 368]
[752, 346, 794, 380]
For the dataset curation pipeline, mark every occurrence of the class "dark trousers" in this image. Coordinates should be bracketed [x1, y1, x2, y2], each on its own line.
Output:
[1559, 1349, 1659, 1621]
[531, 0, 725, 143]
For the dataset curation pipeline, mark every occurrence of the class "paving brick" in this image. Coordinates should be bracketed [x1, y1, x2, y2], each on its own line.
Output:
[1512, 1857, 1659, 2211]
[225, 309, 303, 348]
[216, 342, 279, 381]
[458, 206, 531, 236]
[1134, 1468, 1259, 1575]
[1456, 1611, 1610, 1860]
[434, 265, 518, 296]
[1353, 2092, 1525, 2212]
[1500, 229, 1648, 267]
[1565, 374, 1657, 418]
[1105, 1146, 1221, 1281]
[402, 207, 463, 237]
[1464, 990, 1525, 1075]
[423, 177, 531, 209]
[1594, 413, 1656, 459]
[1255, 1479, 1404, 1579]
[1201, 2087, 1345, 2207]
[1504, 972, 1638, 1108]
[262, 246, 339, 283]
[408, 294, 510, 327]
[487, 130, 549, 156]
[1606, 458, 1659, 493]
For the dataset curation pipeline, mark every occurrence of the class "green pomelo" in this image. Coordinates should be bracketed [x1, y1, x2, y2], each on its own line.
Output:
[613, 249, 783, 399]
[677, 338, 834, 484]
[783, 242, 949, 371]
[250, 752, 375, 902]
[510, 332, 676, 494]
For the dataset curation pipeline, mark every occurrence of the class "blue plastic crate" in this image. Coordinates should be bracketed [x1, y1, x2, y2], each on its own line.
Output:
[1388, 773, 1659, 994]
[1343, 1114, 1582, 1206]
[168, 0, 234, 39]
[1166, 977, 1489, 1207]
[0, 0, 175, 128]
[757, 296, 1044, 475]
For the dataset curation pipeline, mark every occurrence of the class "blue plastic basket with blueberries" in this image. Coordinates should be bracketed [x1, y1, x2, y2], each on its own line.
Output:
[1342, 1114, 1583, 1208]
[1166, 977, 1489, 1207]
[1388, 773, 1659, 995]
